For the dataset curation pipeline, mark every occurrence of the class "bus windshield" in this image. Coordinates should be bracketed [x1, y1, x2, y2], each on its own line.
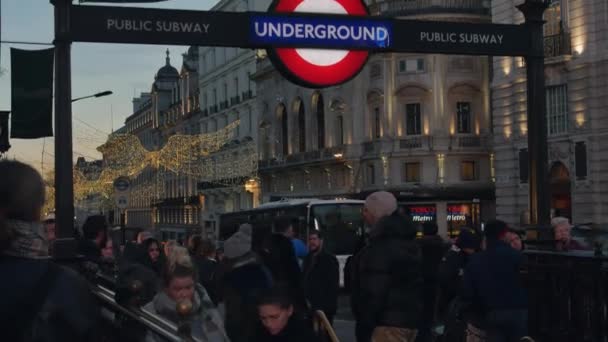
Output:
[310, 203, 364, 256]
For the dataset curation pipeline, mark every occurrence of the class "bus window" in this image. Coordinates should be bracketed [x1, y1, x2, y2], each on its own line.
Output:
[310, 204, 364, 256]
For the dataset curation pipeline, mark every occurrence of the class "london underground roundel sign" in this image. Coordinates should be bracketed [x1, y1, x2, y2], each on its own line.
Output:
[265, 0, 371, 88]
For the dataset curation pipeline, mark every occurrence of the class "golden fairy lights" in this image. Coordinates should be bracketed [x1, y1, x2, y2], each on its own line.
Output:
[73, 120, 258, 201]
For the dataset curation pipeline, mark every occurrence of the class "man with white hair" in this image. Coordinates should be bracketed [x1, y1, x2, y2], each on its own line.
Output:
[351, 192, 422, 342]
[362, 191, 398, 227]
[552, 216, 589, 251]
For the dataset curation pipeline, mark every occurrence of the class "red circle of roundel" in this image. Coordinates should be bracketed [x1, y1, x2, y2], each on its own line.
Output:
[268, 0, 370, 88]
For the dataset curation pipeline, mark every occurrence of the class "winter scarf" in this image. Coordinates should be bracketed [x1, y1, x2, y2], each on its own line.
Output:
[145, 286, 230, 342]
[2, 220, 48, 259]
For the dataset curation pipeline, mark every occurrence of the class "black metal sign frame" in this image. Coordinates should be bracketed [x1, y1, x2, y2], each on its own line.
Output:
[49, 0, 550, 258]
[69, 4, 533, 57]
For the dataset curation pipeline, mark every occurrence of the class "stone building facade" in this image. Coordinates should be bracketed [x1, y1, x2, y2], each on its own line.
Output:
[254, 0, 496, 236]
[196, 0, 270, 239]
[492, 0, 608, 226]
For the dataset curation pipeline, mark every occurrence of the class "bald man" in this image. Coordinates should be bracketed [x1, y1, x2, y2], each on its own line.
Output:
[351, 192, 422, 342]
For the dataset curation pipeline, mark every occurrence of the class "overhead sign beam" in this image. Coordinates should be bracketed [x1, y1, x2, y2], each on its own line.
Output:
[69, 5, 531, 57]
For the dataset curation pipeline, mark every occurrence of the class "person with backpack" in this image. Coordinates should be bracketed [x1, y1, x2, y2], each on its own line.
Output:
[0, 160, 99, 341]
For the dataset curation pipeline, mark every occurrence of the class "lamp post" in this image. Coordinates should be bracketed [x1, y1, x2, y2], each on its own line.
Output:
[71, 90, 113, 103]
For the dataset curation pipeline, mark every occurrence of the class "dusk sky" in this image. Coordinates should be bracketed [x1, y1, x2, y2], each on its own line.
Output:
[1, 0, 216, 171]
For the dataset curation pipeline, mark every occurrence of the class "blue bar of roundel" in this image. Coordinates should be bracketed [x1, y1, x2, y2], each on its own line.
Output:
[250, 15, 392, 49]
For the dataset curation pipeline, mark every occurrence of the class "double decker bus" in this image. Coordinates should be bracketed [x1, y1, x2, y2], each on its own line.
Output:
[219, 198, 365, 286]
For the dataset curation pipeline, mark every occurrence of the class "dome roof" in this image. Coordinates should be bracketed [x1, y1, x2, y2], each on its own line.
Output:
[156, 49, 179, 79]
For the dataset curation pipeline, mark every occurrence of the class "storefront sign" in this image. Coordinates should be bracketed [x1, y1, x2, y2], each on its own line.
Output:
[447, 204, 470, 222]
[408, 205, 437, 223]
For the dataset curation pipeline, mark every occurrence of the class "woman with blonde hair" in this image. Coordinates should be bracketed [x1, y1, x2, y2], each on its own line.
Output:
[143, 251, 229, 341]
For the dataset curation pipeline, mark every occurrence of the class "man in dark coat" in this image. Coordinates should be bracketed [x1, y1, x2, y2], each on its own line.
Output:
[352, 191, 423, 342]
[462, 220, 528, 341]
[416, 223, 450, 342]
[302, 230, 339, 323]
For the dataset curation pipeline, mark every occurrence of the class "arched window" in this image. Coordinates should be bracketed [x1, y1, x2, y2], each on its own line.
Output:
[297, 100, 306, 152]
[336, 115, 344, 146]
[278, 104, 288, 156]
[316, 94, 325, 149]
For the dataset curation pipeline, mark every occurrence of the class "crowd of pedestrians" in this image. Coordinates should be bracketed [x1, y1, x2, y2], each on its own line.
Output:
[0, 160, 592, 342]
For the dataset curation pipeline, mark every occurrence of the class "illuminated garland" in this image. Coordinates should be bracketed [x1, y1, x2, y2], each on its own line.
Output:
[73, 120, 258, 201]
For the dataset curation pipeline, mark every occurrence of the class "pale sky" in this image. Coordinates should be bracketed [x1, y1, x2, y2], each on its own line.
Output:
[1, 0, 216, 171]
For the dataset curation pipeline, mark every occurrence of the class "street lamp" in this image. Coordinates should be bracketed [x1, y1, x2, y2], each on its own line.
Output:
[71, 90, 113, 103]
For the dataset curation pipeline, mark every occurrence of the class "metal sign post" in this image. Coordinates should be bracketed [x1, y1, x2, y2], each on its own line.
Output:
[51, 0, 77, 259]
[518, 0, 550, 227]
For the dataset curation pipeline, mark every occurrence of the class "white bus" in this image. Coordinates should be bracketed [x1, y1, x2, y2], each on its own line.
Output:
[219, 198, 365, 286]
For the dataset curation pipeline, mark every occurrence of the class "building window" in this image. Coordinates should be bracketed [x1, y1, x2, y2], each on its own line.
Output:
[316, 95, 325, 149]
[399, 57, 425, 73]
[234, 77, 239, 100]
[519, 149, 529, 183]
[547, 85, 568, 135]
[406, 103, 421, 135]
[247, 107, 252, 134]
[404, 162, 421, 183]
[223, 83, 228, 103]
[336, 115, 344, 146]
[298, 103, 306, 153]
[279, 105, 288, 155]
[374, 107, 381, 139]
[213, 89, 217, 106]
[457, 102, 472, 134]
[575, 142, 587, 179]
[461, 161, 477, 181]
[544, 0, 562, 37]
[367, 164, 376, 185]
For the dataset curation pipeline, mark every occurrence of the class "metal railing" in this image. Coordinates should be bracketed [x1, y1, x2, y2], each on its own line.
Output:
[399, 136, 431, 150]
[523, 250, 608, 342]
[544, 32, 572, 58]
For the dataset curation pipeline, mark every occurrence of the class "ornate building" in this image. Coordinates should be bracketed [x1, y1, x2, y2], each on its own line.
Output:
[492, 0, 608, 226]
[106, 49, 204, 242]
[254, 0, 496, 236]
[196, 0, 269, 239]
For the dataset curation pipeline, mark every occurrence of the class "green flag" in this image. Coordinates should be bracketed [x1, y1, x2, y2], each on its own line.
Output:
[10, 48, 54, 139]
